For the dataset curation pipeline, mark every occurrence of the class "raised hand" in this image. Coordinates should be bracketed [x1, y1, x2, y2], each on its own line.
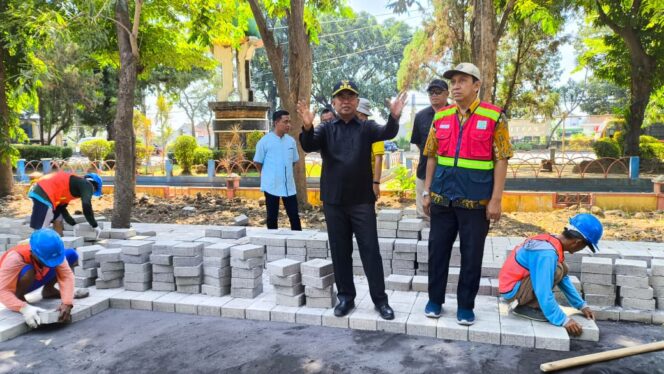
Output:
[296, 100, 315, 130]
[389, 91, 408, 118]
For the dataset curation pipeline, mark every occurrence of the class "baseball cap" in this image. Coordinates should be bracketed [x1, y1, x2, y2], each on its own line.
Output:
[443, 62, 481, 81]
[427, 79, 448, 92]
[332, 80, 359, 97]
[357, 98, 372, 116]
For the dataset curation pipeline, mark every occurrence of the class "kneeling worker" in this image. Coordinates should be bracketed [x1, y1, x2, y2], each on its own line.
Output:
[0, 229, 77, 327]
[498, 213, 603, 337]
[29, 171, 103, 237]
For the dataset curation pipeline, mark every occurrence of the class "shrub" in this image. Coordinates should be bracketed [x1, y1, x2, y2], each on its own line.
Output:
[592, 138, 621, 158]
[612, 130, 625, 155]
[568, 134, 593, 151]
[193, 146, 214, 166]
[640, 142, 664, 160]
[14, 144, 69, 160]
[172, 135, 198, 175]
[245, 130, 264, 150]
[105, 141, 115, 160]
[514, 142, 533, 151]
[80, 139, 112, 161]
[135, 139, 154, 166]
[392, 165, 415, 198]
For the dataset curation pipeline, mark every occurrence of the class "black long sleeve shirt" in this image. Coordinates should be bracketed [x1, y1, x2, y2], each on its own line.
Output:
[300, 115, 399, 205]
[33, 175, 98, 227]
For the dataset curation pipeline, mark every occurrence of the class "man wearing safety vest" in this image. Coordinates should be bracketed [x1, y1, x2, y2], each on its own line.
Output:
[498, 214, 603, 337]
[29, 171, 103, 237]
[0, 229, 77, 327]
[422, 63, 512, 325]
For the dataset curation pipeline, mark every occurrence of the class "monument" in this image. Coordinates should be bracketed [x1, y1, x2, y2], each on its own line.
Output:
[209, 18, 270, 148]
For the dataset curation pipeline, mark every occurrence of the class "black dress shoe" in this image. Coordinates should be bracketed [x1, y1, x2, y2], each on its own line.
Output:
[334, 300, 355, 317]
[375, 303, 395, 320]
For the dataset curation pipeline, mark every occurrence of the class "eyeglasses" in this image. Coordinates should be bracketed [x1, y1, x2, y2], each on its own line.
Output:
[428, 90, 447, 96]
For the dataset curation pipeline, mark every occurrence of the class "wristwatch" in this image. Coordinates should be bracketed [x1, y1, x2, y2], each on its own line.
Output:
[422, 191, 430, 197]
[373, 181, 380, 185]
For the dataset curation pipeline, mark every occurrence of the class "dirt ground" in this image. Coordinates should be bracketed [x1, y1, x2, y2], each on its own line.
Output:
[1, 190, 662, 242]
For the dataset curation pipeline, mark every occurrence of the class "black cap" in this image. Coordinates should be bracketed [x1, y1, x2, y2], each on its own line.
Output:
[427, 79, 448, 92]
[332, 80, 359, 97]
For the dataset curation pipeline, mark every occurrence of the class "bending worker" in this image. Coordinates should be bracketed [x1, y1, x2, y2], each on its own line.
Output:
[29, 171, 103, 237]
[0, 229, 77, 327]
[498, 213, 603, 336]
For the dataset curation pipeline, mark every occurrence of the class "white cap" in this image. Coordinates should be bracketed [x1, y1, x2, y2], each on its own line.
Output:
[357, 98, 372, 116]
[443, 62, 481, 81]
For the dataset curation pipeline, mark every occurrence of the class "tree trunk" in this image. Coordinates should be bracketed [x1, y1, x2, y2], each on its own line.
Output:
[37, 88, 46, 144]
[471, 0, 497, 102]
[624, 61, 653, 156]
[112, 0, 138, 228]
[0, 41, 14, 197]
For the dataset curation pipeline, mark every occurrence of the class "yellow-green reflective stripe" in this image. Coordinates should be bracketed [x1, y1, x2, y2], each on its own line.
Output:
[434, 107, 457, 121]
[474, 106, 500, 121]
[437, 156, 494, 170]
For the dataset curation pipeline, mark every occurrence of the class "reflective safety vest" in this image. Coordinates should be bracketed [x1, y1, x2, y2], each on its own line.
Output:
[0, 244, 50, 281]
[37, 172, 75, 209]
[498, 234, 564, 294]
[430, 102, 502, 201]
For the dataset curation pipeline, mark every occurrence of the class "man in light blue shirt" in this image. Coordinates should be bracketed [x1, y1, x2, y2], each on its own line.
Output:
[253, 110, 302, 230]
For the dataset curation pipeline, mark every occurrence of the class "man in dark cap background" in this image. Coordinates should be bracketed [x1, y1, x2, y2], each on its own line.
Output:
[297, 80, 407, 320]
[410, 79, 449, 220]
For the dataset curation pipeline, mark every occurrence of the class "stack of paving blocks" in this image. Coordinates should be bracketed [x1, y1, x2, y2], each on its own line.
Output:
[266, 237, 288, 262]
[397, 218, 423, 239]
[150, 241, 177, 291]
[267, 258, 304, 307]
[392, 239, 417, 276]
[61, 236, 84, 249]
[202, 242, 232, 296]
[386, 274, 412, 291]
[616, 259, 655, 311]
[230, 244, 264, 298]
[580, 257, 615, 307]
[74, 244, 102, 287]
[416, 240, 428, 275]
[101, 228, 137, 240]
[305, 234, 328, 260]
[173, 242, 204, 294]
[376, 209, 401, 238]
[565, 250, 590, 278]
[73, 222, 103, 242]
[205, 226, 247, 240]
[553, 275, 582, 306]
[95, 247, 124, 289]
[650, 259, 664, 310]
[286, 238, 306, 263]
[378, 238, 394, 276]
[301, 259, 336, 308]
[121, 240, 153, 291]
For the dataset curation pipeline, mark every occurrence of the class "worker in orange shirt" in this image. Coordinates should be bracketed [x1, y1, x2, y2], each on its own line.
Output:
[0, 229, 77, 327]
[28, 171, 103, 237]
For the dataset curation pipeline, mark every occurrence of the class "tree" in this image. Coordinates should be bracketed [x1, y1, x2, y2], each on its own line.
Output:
[579, 78, 628, 115]
[246, 0, 351, 207]
[546, 79, 587, 147]
[579, 0, 664, 156]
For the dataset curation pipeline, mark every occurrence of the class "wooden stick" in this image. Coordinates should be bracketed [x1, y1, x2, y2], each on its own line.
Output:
[540, 340, 664, 372]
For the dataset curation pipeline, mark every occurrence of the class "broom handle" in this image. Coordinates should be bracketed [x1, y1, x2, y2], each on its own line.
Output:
[540, 340, 664, 372]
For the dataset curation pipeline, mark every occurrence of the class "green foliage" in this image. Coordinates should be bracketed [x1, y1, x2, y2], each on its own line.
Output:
[592, 138, 621, 158]
[13, 144, 71, 160]
[172, 135, 198, 175]
[613, 130, 625, 155]
[394, 136, 410, 150]
[513, 142, 533, 151]
[79, 139, 111, 160]
[193, 146, 213, 166]
[568, 134, 594, 151]
[392, 165, 415, 198]
[639, 135, 664, 160]
[135, 140, 154, 166]
[580, 78, 628, 115]
[245, 131, 264, 150]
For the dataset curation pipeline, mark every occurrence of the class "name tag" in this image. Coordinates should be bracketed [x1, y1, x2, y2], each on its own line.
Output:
[477, 120, 487, 130]
[440, 124, 450, 129]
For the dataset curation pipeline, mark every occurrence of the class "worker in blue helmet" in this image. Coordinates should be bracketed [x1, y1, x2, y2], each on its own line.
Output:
[498, 213, 603, 337]
[0, 229, 80, 327]
[28, 171, 104, 238]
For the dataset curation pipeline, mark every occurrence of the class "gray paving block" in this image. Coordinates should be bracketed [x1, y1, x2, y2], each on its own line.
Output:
[175, 275, 202, 286]
[124, 262, 151, 273]
[397, 230, 420, 239]
[270, 305, 299, 323]
[95, 248, 122, 263]
[306, 295, 336, 308]
[150, 292, 188, 313]
[621, 297, 656, 310]
[301, 259, 334, 277]
[398, 218, 424, 231]
[231, 257, 264, 269]
[230, 285, 263, 298]
[124, 281, 151, 292]
[222, 226, 246, 239]
[176, 284, 201, 294]
[245, 300, 275, 321]
[531, 321, 570, 351]
[406, 313, 437, 337]
[651, 277, 664, 288]
[274, 284, 304, 296]
[377, 221, 398, 230]
[38, 310, 60, 324]
[620, 309, 652, 323]
[0, 317, 29, 342]
[652, 311, 664, 324]
[348, 309, 378, 331]
[129, 291, 167, 311]
[393, 252, 416, 261]
[322, 308, 349, 328]
[174, 264, 203, 277]
[70, 304, 92, 323]
[302, 274, 335, 289]
[267, 258, 302, 277]
[201, 284, 230, 297]
[468, 319, 501, 345]
[197, 296, 232, 316]
[583, 283, 616, 295]
[204, 265, 231, 278]
[149, 254, 172, 266]
[581, 256, 613, 275]
[153, 272, 174, 282]
[295, 307, 325, 325]
[580, 272, 614, 286]
[120, 241, 153, 256]
[204, 243, 233, 258]
[276, 293, 305, 307]
[152, 264, 174, 274]
[152, 282, 176, 291]
[378, 238, 395, 251]
[96, 278, 123, 289]
[124, 271, 152, 283]
[287, 247, 306, 256]
[652, 259, 664, 277]
[232, 275, 262, 289]
[377, 229, 397, 238]
[74, 267, 97, 278]
[269, 274, 301, 288]
[231, 244, 265, 260]
[108, 228, 136, 239]
[615, 259, 648, 277]
[411, 276, 428, 292]
[568, 314, 599, 341]
[394, 239, 418, 253]
[173, 255, 203, 267]
[616, 275, 650, 288]
[151, 240, 181, 254]
[592, 306, 621, 321]
[583, 294, 616, 306]
[266, 246, 286, 256]
[620, 286, 654, 300]
[304, 285, 333, 298]
[172, 242, 204, 257]
[377, 209, 402, 221]
[437, 317, 468, 341]
[386, 274, 413, 291]
[76, 245, 104, 261]
[109, 291, 142, 309]
[61, 236, 84, 248]
[100, 261, 124, 272]
[174, 294, 208, 314]
[376, 312, 408, 334]
[286, 237, 308, 248]
[203, 257, 230, 268]
[121, 253, 150, 264]
[501, 317, 535, 348]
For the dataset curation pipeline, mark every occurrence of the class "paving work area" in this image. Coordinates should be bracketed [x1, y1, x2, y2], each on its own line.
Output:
[1, 213, 664, 371]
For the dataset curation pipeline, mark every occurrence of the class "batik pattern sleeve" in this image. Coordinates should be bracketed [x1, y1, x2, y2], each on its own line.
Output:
[423, 127, 438, 158]
[493, 115, 513, 161]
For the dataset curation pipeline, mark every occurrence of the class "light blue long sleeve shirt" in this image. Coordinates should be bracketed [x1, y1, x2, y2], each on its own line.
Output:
[253, 132, 299, 197]
[501, 239, 586, 326]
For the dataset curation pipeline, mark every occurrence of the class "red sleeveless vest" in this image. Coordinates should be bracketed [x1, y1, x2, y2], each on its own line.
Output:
[37, 172, 75, 208]
[498, 234, 564, 294]
[0, 244, 50, 280]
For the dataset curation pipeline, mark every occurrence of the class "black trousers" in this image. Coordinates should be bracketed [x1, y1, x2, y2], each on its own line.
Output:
[428, 204, 489, 310]
[323, 203, 388, 306]
[265, 192, 301, 231]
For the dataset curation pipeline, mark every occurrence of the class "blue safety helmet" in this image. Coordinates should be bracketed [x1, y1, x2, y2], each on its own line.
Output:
[84, 173, 103, 197]
[567, 213, 603, 253]
[29, 229, 65, 267]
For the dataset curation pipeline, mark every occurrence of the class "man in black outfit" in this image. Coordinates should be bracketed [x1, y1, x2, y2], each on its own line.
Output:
[297, 80, 407, 320]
